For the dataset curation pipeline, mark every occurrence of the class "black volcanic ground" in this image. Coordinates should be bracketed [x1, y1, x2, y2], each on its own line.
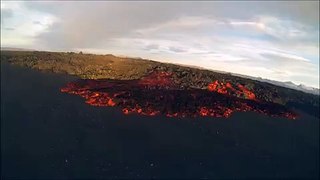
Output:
[1, 51, 319, 179]
[1, 61, 319, 179]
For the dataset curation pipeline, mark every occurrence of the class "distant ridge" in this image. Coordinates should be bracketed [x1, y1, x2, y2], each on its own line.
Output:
[231, 73, 320, 96]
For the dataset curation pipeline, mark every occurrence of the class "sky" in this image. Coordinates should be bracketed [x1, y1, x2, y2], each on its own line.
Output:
[1, 1, 319, 88]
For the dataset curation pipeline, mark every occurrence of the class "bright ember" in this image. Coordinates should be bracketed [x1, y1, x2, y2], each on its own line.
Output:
[60, 71, 297, 119]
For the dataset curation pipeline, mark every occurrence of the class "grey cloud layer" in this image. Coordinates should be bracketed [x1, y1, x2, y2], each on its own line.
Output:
[28, 1, 319, 50]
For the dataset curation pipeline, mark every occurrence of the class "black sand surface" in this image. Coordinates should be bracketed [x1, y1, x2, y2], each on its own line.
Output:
[1, 62, 319, 179]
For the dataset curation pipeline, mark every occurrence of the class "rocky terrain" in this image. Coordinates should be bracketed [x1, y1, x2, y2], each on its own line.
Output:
[60, 72, 297, 119]
[1, 50, 319, 118]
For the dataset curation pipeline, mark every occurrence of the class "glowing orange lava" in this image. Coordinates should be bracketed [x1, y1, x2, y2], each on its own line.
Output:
[207, 80, 256, 100]
[60, 71, 297, 119]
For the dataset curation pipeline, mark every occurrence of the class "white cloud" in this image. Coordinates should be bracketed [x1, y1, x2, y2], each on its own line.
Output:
[256, 15, 313, 40]
[135, 16, 216, 34]
[1, 1, 57, 48]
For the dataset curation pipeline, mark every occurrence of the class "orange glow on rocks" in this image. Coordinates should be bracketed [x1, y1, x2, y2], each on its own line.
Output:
[107, 99, 116, 106]
[208, 80, 256, 100]
[138, 71, 175, 89]
[60, 71, 297, 120]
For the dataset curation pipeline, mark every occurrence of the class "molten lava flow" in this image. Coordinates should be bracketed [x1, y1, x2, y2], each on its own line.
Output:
[237, 84, 256, 100]
[207, 80, 256, 100]
[60, 71, 297, 120]
[107, 99, 116, 106]
[138, 71, 175, 89]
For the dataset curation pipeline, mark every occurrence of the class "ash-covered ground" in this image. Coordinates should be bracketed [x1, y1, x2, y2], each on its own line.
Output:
[1, 60, 319, 179]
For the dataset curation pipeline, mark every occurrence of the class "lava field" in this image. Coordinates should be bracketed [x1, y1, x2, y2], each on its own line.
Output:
[61, 71, 297, 119]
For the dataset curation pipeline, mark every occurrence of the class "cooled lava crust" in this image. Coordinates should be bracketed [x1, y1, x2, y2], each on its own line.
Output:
[61, 71, 297, 119]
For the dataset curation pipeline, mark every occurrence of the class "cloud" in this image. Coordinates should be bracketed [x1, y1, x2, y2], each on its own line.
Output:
[169, 46, 187, 53]
[4, 27, 15, 31]
[24, 1, 318, 50]
[256, 16, 317, 42]
[1, 1, 319, 88]
[1, 7, 13, 26]
[143, 44, 159, 51]
[1, 1, 57, 48]
[1, 8, 13, 18]
[260, 52, 310, 62]
[33, 20, 42, 25]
